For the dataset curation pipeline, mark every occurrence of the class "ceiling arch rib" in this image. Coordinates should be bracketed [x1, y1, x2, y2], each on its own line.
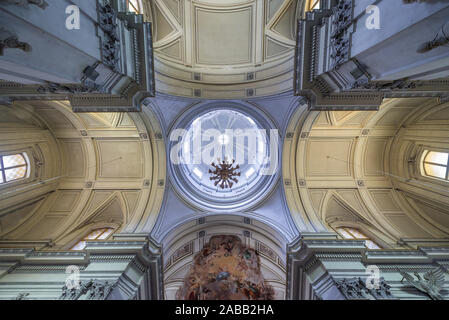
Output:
[283, 97, 449, 249]
[0, 100, 166, 249]
[153, 0, 183, 48]
[265, 0, 296, 46]
[144, 0, 304, 99]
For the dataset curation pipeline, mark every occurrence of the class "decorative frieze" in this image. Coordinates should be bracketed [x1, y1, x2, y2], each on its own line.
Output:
[398, 268, 446, 300]
[335, 277, 395, 300]
[36, 82, 99, 95]
[294, 1, 449, 111]
[59, 279, 117, 300]
[0, 0, 155, 112]
[329, 0, 353, 68]
[98, 3, 121, 72]
[351, 79, 419, 91]
[288, 238, 449, 300]
[0, 240, 162, 300]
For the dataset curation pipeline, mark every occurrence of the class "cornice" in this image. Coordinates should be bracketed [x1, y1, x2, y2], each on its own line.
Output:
[290, 239, 449, 266]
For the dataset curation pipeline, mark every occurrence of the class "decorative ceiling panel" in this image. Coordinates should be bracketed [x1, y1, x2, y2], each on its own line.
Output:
[195, 6, 253, 65]
[144, 0, 305, 98]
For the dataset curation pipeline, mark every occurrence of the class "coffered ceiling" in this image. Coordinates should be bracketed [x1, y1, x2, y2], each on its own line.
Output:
[283, 97, 449, 248]
[143, 0, 304, 98]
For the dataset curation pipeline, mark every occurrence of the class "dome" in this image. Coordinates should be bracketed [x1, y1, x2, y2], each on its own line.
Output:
[169, 103, 279, 212]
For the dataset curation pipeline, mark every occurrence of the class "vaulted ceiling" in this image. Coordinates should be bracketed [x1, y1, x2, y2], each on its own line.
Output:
[0, 101, 165, 249]
[143, 0, 304, 98]
[283, 97, 449, 249]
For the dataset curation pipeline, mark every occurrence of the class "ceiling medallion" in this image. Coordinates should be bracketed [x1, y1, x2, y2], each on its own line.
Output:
[209, 158, 241, 189]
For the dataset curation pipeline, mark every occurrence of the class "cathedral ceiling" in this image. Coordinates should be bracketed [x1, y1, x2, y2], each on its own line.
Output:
[0, 101, 165, 249]
[283, 97, 449, 248]
[162, 214, 287, 300]
[148, 96, 300, 244]
[143, 0, 303, 98]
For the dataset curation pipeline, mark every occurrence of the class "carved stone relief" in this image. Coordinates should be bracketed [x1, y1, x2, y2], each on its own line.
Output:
[59, 279, 117, 300]
[98, 3, 121, 72]
[329, 0, 353, 68]
[399, 268, 446, 300]
[335, 277, 395, 300]
[36, 82, 99, 95]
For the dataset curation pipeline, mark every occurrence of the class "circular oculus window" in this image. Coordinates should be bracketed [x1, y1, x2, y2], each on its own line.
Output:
[169, 105, 279, 212]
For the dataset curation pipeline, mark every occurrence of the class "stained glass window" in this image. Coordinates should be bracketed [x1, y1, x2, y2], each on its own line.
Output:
[336, 227, 382, 249]
[127, 0, 141, 14]
[423, 150, 449, 181]
[307, 0, 320, 11]
[70, 228, 114, 251]
[0, 153, 29, 184]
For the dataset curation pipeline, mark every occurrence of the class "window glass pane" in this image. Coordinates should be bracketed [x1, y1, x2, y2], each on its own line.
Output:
[71, 241, 86, 251]
[98, 228, 113, 239]
[3, 154, 26, 168]
[0, 173, 3, 183]
[129, 0, 139, 12]
[5, 166, 26, 182]
[365, 240, 381, 250]
[85, 229, 106, 240]
[425, 151, 448, 166]
[347, 228, 366, 239]
[71, 228, 114, 250]
[309, 0, 320, 10]
[337, 228, 353, 239]
[424, 163, 446, 179]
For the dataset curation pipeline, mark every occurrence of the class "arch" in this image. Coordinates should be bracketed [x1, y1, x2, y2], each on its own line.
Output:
[166, 100, 280, 213]
[283, 97, 449, 248]
[161, 214, 288, 300]
[140, 0, 304, 99]
[0, 100, 166, 248]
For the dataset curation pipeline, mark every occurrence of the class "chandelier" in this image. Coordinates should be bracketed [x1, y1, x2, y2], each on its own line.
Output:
[209, 159, 241, 189]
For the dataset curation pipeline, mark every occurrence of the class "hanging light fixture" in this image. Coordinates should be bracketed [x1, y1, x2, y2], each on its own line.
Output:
[209, 158, 241, 189]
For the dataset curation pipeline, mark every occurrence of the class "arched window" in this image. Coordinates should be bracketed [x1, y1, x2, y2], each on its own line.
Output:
[336, 227, 381, 249]
[307, 0, 321, 11]
[70, 228, 114, 251]
[0, 153, 29, 184]
[422, 150, 449, 181]
[127, 0, 141, 14]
